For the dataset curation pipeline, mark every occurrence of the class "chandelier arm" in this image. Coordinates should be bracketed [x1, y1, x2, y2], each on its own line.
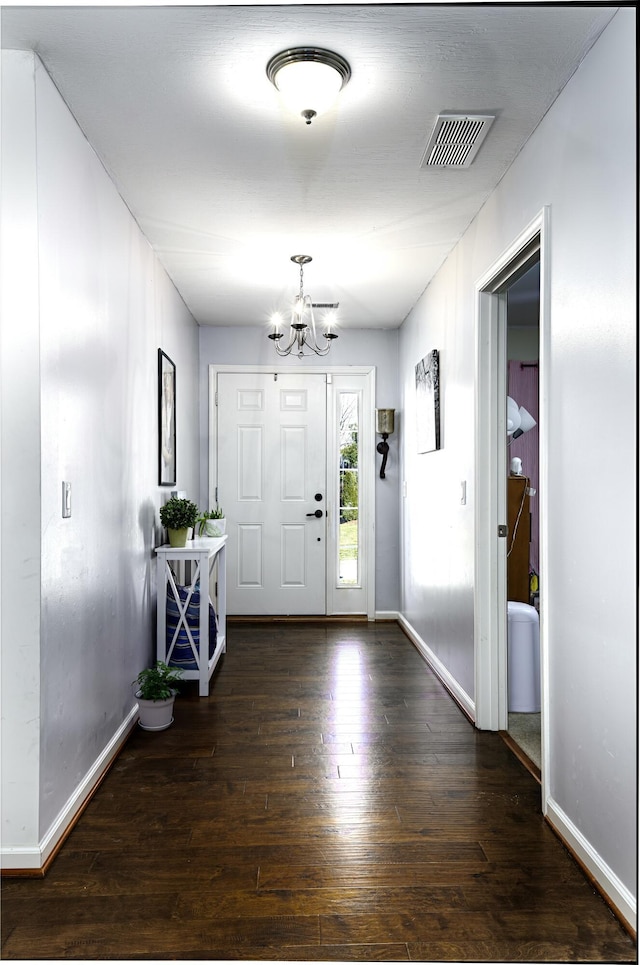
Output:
[273, 334, 333, 358]
[276, 325, 299, 355]
[302, 336, 331, 357]
[273, 340, 292, 357]
[272, 327, 336, 357]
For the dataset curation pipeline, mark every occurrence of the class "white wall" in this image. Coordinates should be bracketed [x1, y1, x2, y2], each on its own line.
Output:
[0, 52, 200, 866]
[398, 10, 636, 912]
[198, 326, 401, 613]
[0, 51, 43, 863]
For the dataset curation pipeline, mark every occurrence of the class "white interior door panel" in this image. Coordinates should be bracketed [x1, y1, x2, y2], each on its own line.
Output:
[217, 372, 326, 615]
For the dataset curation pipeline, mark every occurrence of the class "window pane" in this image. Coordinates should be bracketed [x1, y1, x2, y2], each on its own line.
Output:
[339, 510, 358, 584]
[338, 393, 359, 586]
[339, 469, 358, 510]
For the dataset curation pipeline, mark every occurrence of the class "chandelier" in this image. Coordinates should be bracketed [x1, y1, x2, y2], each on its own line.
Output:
[268, 255, 339, 358]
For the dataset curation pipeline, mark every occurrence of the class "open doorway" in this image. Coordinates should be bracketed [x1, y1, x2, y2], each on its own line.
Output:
[473, 207, 548, 794]
[505, 261, 541, 774]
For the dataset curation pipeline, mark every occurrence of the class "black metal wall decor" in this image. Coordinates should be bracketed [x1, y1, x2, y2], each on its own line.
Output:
[416, 349, 441, 453]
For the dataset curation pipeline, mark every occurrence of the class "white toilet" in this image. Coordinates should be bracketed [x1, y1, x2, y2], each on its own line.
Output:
[507, 601, 540, 712]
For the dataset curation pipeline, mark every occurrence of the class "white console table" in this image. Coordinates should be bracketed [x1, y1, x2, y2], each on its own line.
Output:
[156, 536, 227, 697]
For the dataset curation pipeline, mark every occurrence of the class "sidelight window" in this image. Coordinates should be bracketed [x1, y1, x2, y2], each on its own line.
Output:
[338, 392, 360, 585]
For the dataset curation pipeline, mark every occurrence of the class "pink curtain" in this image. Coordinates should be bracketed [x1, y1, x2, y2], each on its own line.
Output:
[508, 361, 539, 576]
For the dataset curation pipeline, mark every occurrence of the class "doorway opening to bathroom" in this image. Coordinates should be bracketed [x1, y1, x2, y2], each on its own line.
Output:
[474, 208, 548, 801]
[505, 259, 541, 778]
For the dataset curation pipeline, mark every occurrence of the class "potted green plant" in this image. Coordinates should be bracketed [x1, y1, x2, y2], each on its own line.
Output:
[159, 496, 199, 547]
[197, 505, 226, 537]
[134, 661, 184, 731]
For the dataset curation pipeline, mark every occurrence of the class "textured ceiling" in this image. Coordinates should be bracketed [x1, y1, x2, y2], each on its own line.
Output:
[2, 4, 616, 329]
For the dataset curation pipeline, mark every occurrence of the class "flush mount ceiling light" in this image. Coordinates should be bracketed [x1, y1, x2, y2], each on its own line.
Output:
[266, 47, 351, 125]
[268, 255, 339, 358]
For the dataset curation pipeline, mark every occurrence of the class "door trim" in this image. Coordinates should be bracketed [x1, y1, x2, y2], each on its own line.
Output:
[473, 206, 550, 803]
[208, 364, 376, 621]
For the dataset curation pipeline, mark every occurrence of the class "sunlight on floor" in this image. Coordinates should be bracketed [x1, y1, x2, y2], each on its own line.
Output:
[331, 644, 366, 725]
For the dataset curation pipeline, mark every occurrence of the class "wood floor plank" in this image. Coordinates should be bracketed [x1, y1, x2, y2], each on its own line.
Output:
[1, 914, 321, 959]
[174, 884, 471, 919]
[0, 892, 179, 928]
[1, 620, 634, 961]
[167, 942, 411, 961]
[407, 940, 636, 962]
[257, 862, 496, 892]
[321, 910, 498, 943]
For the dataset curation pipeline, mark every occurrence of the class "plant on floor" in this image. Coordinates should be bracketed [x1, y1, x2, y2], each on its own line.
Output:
[135, 661, 184, 701]
[135, 661, 185, 732]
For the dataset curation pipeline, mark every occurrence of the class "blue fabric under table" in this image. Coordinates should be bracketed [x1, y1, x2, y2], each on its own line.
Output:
[166, 583, 217, 670]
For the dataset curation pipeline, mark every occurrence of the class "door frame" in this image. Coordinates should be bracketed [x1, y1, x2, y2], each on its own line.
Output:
[208, 364, 376, 620]
[473, 207, 550, 801]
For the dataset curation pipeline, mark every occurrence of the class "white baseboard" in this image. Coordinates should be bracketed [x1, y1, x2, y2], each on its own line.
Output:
[545, 796, 637, 935]
[396, 615, 635, 935]
[375, 610, 400, 621]
[397, 613, 476, 722]
[1, 706, 139, 871]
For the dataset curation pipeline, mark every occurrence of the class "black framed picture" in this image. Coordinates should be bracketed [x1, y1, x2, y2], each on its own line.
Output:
[416, 349, 441, 453]
[158, 349, 176, 486]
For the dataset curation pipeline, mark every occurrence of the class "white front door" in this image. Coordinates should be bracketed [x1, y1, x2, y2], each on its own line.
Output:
[216, 372, 327, 615]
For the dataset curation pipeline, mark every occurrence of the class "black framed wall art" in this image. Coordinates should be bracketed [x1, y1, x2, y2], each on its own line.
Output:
[158, 349, 176, 486]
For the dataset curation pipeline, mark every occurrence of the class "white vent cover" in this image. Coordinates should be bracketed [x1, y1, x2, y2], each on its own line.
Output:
[421, 113, 495, 168]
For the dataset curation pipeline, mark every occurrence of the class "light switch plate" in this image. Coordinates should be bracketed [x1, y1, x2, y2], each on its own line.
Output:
[62, 481, 72, 518]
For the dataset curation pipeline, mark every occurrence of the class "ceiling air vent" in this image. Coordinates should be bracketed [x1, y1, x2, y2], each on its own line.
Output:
[421, 113, 495, 169]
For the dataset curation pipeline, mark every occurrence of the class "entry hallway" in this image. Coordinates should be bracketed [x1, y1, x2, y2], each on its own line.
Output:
[1, 621, 635, 961]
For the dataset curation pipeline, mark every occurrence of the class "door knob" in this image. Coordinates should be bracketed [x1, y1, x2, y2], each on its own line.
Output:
[306, 509, 323, 518]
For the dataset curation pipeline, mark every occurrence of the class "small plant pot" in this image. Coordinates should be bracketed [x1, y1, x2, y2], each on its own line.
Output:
[167, 527, 189, 547]
[201, 518, 226, 537]
[136, 693, 176, 731]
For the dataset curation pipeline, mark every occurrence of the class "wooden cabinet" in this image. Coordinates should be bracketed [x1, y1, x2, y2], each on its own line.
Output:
[507, 476, 530, 603]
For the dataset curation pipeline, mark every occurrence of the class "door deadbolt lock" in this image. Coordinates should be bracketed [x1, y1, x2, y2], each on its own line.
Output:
[314, 492, 323, 501]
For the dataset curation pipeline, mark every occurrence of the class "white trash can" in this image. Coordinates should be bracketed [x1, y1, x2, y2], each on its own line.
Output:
[507, 601, 540, 712]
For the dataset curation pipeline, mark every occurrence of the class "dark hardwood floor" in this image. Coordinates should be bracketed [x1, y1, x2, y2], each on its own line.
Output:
[1, 621, 635, 961]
